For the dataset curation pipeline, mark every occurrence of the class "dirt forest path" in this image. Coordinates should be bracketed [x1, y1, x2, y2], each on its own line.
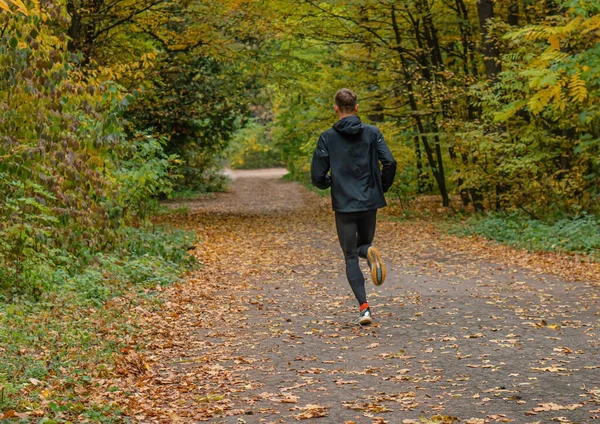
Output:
[110, 170, 600, 423]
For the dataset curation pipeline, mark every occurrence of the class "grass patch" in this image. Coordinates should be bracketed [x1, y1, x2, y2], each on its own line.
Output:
[448, 212, 600, 257]
[0, 226, 197, 422]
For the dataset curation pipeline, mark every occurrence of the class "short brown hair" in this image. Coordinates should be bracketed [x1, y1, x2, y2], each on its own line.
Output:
[335, 88, 358, 114]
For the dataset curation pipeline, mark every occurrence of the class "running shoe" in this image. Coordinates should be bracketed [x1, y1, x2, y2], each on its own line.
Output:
[367, 246, 386, 286]
[355, 307, 373, 325]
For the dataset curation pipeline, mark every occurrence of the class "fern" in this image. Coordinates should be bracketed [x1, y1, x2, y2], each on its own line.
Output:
[569, 74, 588, 102]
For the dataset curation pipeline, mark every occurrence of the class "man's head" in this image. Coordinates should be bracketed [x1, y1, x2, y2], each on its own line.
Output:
[334, 88, 358, 117]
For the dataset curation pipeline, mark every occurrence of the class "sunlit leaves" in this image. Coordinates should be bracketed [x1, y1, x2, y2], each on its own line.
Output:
[0, 0, 28, 15]
[569, 73, 588, 102]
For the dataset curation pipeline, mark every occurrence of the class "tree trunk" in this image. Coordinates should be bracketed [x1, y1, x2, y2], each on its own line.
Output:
[66, 0, 97, 65]
[451, 0, 484, 211]
[478, 0, 507, 210]
[477, 0, 501, 80]
[414, 136, 431, 193]
[67, 0, 82, 52]
[508, 1, 519, 26]
[455, 0, 479, 79]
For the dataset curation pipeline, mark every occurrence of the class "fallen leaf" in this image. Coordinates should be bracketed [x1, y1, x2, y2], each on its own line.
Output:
[294, 404, 328, 420]
[532, 403, 582, 412]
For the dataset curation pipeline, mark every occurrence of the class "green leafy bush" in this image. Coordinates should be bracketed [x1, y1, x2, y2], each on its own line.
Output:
[229, 121, 284, 169]
[0, 6, 196, 297]
[115, 133, 181, 223]
[455, 3, 600, 216]
[0, 4, 128, 296]
[125, 55, 247, 190]
[378, 122, 419, 209]
[172, 167, 231, 194]
[118, 226, 197, 270]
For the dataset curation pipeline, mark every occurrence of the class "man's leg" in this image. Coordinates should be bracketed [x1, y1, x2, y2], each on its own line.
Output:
[357, 210, 377, 259]
[356, 209, 386, 286]
[334, 212, 367, 306]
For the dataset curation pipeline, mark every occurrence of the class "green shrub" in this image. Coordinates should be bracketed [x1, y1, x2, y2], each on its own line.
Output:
[229, 121, 284, 169]
[1, 222, 197, 299]
[116, 133, 181, 223]
[0, 8, 194, 299]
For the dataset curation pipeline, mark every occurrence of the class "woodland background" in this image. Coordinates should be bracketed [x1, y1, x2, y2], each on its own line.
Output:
[1, 0, 599, 419]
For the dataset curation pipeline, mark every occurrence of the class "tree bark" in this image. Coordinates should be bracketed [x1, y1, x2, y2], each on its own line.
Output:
[508, 1, 519, 26]
[451, 0, 484, 211]
[478, 0, 507, 210]
[477, 0, 501, 80]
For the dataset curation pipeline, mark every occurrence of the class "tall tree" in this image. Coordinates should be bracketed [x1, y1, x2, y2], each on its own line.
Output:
[477, 0, 501, 80]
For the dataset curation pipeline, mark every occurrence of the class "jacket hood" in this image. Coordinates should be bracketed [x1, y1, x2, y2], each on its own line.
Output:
[333, 115, 364, 136]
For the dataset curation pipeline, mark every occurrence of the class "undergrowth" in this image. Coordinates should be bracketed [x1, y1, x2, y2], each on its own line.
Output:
[0, 226, 197, 422]
[448, 212, 600, 257]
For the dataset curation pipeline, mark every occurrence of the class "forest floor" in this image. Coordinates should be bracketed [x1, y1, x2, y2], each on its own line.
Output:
[98, 169, 600, 423]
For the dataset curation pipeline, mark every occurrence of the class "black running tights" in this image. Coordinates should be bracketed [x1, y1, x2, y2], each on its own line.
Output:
[334, 209, 377, 306]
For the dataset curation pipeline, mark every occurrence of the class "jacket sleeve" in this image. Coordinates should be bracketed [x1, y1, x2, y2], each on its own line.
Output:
[376, 132, 397, 193]
[311, 135, 332, 189]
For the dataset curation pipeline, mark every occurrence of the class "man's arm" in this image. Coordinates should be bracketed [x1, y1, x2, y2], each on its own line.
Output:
[311, 135, 332, 189]
[376, 132, 397, 193]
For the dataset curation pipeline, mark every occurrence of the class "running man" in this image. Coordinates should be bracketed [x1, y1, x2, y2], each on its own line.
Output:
[311, 88, 397, 325]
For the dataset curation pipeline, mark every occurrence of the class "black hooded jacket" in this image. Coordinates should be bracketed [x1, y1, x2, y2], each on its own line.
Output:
[311, 115, 397, 213]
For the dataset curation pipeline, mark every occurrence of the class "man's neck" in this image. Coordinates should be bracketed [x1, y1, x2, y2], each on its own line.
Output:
[337, 113, 356, 120]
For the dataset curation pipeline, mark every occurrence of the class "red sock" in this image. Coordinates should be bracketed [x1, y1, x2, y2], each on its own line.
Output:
[360, 303, 369, 312]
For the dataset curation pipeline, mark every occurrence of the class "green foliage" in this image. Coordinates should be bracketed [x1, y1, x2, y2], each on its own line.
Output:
[379, 123, 419, 206]
[125, 56, 247, 190]
[118, 226, 197, 271]
[172, 167, 231, 194]
[0, 3, 219, 298]
[465, 3, 600, 216]
[455, 1, 600, 216]
[263, 0, 600, 223]
[115, 132, 180, 223]
[271, 84, 330, 182]
[229, 121, 284, 169]
[75, 0, 274, 192]
[0, 3, 129, 295]
[451, 213, 600, 256]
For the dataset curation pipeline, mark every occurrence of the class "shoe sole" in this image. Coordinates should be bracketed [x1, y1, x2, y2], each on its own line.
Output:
[357, 315, 372, 325]
[367, 246, 386, 286]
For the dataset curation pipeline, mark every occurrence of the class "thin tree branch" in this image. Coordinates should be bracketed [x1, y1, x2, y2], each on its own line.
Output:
[93, 0, 166, 40]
